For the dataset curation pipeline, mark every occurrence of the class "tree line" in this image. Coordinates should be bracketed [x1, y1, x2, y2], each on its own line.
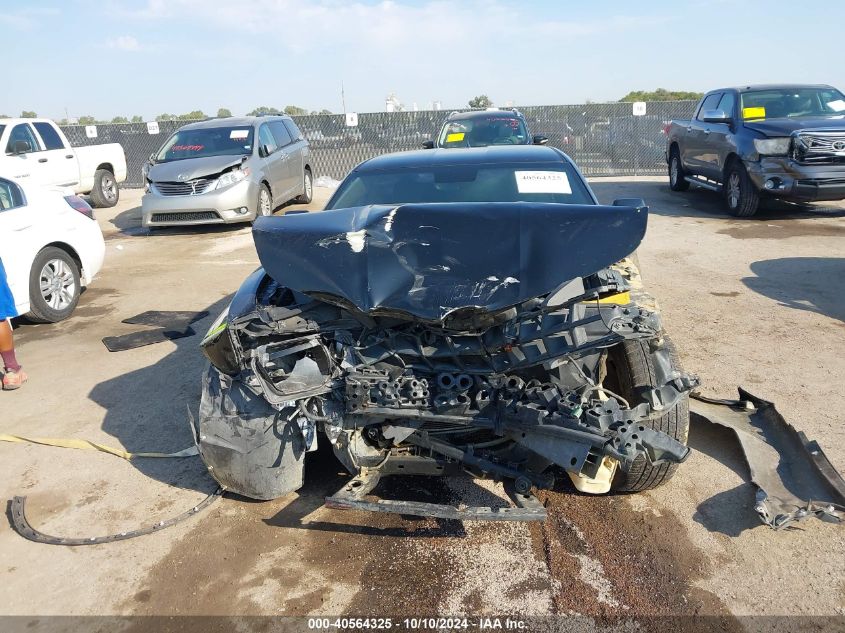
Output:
[4, 106, 334, 125]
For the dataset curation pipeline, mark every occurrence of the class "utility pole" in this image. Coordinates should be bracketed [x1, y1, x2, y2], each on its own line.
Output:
[341, 81, 346, 114]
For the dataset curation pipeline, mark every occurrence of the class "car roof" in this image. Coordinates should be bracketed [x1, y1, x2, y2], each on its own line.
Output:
[352, 145, 569, 172]
[447, 109, 524, 121]
[714, 84, 837, 94]
[178, 116, 288, 130]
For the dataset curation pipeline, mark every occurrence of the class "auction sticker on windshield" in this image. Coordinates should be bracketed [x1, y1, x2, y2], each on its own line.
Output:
[514, 171, 572, 194]
[230, 130, 249, 139]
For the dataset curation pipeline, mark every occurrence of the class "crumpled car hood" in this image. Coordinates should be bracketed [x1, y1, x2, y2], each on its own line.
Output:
[252, 201, 647, 321]
[148, 155, 246, 182]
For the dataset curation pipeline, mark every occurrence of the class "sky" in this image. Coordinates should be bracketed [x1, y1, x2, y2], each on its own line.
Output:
[2, 0, 844, 120]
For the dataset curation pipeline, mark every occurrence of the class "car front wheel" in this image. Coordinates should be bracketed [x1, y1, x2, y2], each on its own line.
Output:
[724, 162, 759, 217]
[257, 184, 273, 217]
[26, 247, 81, 323]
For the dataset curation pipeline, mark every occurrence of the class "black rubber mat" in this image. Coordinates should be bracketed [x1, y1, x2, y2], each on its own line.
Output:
[121, 310, 209, 327]
[102, 327, 196, 352]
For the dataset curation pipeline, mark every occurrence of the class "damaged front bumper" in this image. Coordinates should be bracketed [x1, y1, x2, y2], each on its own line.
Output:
[195, 263, 696, 512]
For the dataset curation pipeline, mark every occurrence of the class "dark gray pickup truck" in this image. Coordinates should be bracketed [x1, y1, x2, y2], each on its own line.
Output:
[666, 84, 845, 216]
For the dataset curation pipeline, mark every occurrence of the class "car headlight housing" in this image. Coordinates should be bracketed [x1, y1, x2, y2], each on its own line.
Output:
[216, 167, 249, 190]
[200, 306, 240, 375]
[753, 137, 791, 156]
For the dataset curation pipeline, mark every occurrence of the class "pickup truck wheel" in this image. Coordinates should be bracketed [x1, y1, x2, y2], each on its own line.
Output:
[604, 337, 690, 493]
[294, 168, 313, 204]
[90, 169, 119, 208]
[724, 162, 759, 217]
[26, 247, 81, 323]
[668, 149, 689, 191]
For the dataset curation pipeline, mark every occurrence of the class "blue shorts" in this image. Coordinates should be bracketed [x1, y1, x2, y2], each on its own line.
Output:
[0, 257, 18, 319]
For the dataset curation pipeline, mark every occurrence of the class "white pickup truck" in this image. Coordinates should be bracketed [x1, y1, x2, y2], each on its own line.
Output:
[0, 118, 127, 207]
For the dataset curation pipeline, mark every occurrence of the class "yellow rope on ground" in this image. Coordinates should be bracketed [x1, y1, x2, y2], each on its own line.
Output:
[0, 434, 198, 460]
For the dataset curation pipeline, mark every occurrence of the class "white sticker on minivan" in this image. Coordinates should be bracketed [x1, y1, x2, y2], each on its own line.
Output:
[230, 130, 249, 139]
[514, 171, 572, 194]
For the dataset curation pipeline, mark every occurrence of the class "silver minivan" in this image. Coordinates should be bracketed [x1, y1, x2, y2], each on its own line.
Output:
[141, 116, 312, 227]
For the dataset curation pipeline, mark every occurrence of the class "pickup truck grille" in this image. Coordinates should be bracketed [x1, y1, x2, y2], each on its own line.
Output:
[153, 178, 216, 196]
[793, 131, 845, 165]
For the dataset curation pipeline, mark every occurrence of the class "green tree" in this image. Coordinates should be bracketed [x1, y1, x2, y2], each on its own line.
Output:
[217, 108, 232, 118]
[78, 115, 96, 125]
[619, 88, 704, 102]
[246, 106, 282, 116]
[468, 95, 492, 109]
[131, 115, 143, 123]
[156, 113, 174, 121]
[178, 110, 206, 120]
[21, 110, 37, 118]
[283, 105, 308, 116]
[111, 116, 129, 124]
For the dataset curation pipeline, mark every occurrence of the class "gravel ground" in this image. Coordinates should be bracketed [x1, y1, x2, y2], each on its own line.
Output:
[1, 178, 843, 631]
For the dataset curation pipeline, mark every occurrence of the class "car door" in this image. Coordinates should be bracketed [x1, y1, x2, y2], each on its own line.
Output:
[684, 93, 722, 176]
[32, 121, 79, 188]
[700, 91, 737, 182]
[3, 123, 49, 185]
[0, 178, 38, 313]
[270, 121, 300, 199]
[257, 123, 285, 204]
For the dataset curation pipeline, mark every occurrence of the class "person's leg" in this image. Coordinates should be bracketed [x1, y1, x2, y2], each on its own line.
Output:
[1, 318, 26, 390]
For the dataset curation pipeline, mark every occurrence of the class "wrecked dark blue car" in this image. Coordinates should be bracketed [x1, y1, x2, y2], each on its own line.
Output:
[196, 146, 697, 520]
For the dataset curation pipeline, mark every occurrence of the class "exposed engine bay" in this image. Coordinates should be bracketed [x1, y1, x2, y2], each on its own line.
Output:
[196, 202, 698, 515]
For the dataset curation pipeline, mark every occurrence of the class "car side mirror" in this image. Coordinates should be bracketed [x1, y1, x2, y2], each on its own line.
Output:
[612, 198, 647, 210]
[421, 140, 435, 149]
[532, 135, 549, 145]
[259, 144, 271, 157]
[701, 109, 732, 124]
[12, 140, 32, 155]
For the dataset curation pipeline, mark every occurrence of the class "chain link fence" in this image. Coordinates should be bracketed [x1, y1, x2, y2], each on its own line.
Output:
[59, 101, 698, 188]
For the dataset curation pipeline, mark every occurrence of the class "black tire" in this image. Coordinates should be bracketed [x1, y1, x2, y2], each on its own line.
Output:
[668, 147, 689, 191]
[89, 169, 119, 208]
[723, 161, 759, 217]
[604, 337, 689, 492]
[256, 183, 273, 218]
[295, 168, 313, 204]
[26, 247, 81, 323]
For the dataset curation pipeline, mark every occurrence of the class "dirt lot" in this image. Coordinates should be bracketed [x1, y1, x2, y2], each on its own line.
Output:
[2, 179, 844, 630]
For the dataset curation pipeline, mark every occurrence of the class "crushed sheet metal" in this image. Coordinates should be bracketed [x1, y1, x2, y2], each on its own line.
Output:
[10, 487, 224, 546]
[690, 389, 845, 529]
[0, 434, 199, 460]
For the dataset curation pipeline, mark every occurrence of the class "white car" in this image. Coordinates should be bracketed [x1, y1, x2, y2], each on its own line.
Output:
[0, 176, 105, 322]
[0, 118, 127, 208]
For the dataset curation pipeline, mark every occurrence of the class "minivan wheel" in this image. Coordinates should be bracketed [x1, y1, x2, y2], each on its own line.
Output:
[295, 168, 313, 204]
[26, 247, 81, 323]
[257, 184, 273, 217]
[90, 169, 119, 208]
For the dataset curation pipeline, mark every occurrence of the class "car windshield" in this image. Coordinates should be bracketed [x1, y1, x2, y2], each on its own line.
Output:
[438, 115, 528, 147]
[326, 163, 593, 208]
[740, 88, 845, 120]
[154, 126, 254, 162]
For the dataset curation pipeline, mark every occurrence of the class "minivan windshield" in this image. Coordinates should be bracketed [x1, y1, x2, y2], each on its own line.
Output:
[326, 163, 593, 209]
[155, 126, 254, 162]
[438, 115, 529, 147]
[740, 87, 845, 120]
